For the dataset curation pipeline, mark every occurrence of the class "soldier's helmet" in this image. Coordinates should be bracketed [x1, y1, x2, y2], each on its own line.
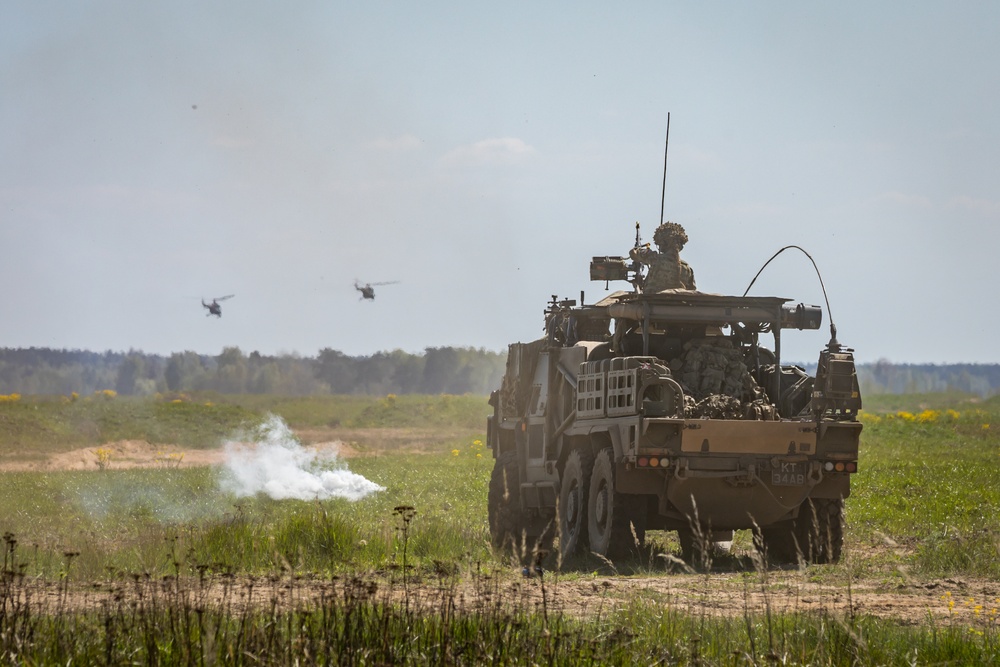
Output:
[653, 221, 688, 249]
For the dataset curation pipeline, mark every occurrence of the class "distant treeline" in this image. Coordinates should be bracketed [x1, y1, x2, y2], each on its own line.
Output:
[855, 360, 1000, 397]
[1, 347, 998, 397]
[0, 347, 507, 397]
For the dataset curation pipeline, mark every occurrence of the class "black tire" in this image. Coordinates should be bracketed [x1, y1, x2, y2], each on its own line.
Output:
[800, 498, 844, 564]
[678, 528, 711, 570]
[678, 528, 732, 569]
[758, 498, 844, 565]
[754, 521, 789, 565]
[558, 448, 593, 559]
[488, 451, 523, 553]
[588, 448, 644, 558]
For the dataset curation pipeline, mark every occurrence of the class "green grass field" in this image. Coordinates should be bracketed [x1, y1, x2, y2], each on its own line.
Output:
[0, 391, 262, 456]
[1, 391, 998, 664]
[851, 394, 999, 578]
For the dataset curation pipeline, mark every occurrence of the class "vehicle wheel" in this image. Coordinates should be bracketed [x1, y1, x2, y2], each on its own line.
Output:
[798, 498, 844, 564]
[678, 528, 710, 569]
[488, 451, 523, 554]
[558, 448, 593, 559]
[756, 521, 795, 565]
[758, 498, 844, 565]
[588, 448, 643, 558]
[678, 528, 731, 569]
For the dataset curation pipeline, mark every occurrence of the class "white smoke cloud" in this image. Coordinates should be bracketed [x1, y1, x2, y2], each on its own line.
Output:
[221, 415, 384, 501]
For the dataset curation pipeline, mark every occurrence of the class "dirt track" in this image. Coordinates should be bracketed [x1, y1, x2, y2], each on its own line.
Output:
[13, 568, 998, 625]
[478, 572, 997, 625]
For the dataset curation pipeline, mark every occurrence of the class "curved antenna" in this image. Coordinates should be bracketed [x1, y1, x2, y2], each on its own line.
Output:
[743, 245, 838, 345]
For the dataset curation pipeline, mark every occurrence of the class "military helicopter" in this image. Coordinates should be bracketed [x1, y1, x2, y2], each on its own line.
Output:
[354, 280, 398, 301]
[202, 294, 235, 317]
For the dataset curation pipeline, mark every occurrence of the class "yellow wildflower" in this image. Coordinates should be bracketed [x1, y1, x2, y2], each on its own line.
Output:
[917, 409, 939, 423]
[94, 447, 113, 471]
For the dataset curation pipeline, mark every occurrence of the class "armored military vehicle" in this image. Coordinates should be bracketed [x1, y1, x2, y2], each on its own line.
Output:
[486, 240, 862, 566]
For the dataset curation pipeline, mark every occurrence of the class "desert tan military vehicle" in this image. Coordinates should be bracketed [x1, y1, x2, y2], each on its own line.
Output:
[487, 247, 862, 566]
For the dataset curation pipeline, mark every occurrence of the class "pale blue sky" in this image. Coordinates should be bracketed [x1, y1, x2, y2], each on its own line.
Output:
[3, 2, 998, 363]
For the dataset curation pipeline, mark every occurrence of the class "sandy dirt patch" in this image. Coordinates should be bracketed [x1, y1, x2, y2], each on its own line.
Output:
[0, 438, 350, 472]
[16, 570, 999, 626]
[468, 571, 999, 625]
[0, 426, 466, 473]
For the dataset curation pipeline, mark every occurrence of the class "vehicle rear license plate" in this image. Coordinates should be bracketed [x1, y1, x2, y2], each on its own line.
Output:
[771, 462, 806, 486]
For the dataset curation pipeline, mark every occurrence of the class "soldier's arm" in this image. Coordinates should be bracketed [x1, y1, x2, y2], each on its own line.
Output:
[630, 246, 655, 264]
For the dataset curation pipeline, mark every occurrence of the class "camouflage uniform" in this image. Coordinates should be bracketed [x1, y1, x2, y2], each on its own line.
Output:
[671, 338, 748, 401]
[672, 338, 777, 420]
[629, 221, 696, 292]
[630, 246, 697, 291]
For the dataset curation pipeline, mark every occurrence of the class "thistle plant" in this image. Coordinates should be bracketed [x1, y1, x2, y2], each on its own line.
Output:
[392, 505, 417, 610]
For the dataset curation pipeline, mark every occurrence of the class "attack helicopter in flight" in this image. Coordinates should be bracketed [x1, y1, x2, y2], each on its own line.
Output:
[202, 294, 235, 317]
[354, 280, 398, 301]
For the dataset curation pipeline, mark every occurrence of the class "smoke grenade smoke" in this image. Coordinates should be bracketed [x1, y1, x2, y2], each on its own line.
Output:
[221, 415, 384, 501]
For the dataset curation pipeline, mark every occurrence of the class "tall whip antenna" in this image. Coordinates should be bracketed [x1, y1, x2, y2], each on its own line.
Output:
[659, 112, 671, 225]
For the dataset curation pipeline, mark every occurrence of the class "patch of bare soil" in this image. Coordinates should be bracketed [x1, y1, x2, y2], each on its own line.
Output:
[17, 571, 999, 626]
[0, 425, 465, 473]
[493, 571, 1000, 625]
[0, 427, 467, 473]
[537, 572, 998, 625]
[0, 438, 350, 472]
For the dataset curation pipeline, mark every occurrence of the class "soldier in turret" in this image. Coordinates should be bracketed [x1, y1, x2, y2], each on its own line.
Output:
[629, 221, 696, 292]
